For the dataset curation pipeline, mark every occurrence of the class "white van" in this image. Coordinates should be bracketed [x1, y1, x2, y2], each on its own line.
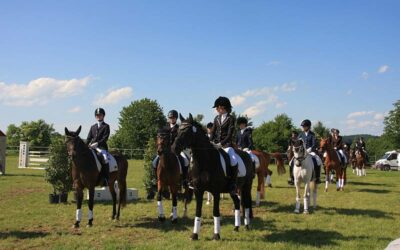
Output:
[375, 151, 400, 171]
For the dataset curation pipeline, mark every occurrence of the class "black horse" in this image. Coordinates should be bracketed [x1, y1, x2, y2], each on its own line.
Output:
[65, 126, 128, 228]
[172, 114, 254, 241]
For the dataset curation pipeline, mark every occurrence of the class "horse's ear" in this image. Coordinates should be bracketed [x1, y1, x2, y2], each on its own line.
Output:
[188, 113, 193, 122]
[179, 113, 185, 122]
[65, 127, 70, 136]
[76, 126, 82, 136]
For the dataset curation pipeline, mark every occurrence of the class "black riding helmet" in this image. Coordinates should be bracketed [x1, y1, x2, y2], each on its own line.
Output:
[212, 96, 232, 113]
[331, 128, 340, 134]
[95, 108, 105, 117]
[301, 119, 311, 127]
[206, 122, 214, 129]
[168, 110, 178, 119]
[237, 117, 248, 126]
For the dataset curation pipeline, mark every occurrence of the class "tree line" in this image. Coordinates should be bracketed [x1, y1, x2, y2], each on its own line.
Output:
[6, 99, 400, 160]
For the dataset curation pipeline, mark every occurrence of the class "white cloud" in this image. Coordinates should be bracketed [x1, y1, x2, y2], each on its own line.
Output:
[378, 65, 389, 73]
[275, 101, 287, 108]
[361, 72, 369, 80]
[341, 110, 386, 135]
[68, 106, 81, 113]
[0, 76, 92, 106]
[347, 111, 375, 119]
[280, 82, 297, 92]
[267, 61, 281, 66]
[346, 89, 352, 95]
[93, 87, 133, 105]
[231, 95, 246, 106]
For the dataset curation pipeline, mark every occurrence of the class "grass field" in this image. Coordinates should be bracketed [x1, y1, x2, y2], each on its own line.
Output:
[1, 156, 399, 250]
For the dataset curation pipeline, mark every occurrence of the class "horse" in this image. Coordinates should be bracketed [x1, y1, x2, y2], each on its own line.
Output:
[287, 145, 295, 184]
[155, 128, 189, 223]
[172, 114, 254, 241]
[349, 149, 357, 174]
[65, 126, 128, 228]
[355, 149, 366, 176]
[251, 150, 270, 207]
[319, 138, 344, 192]
[291, 139, 317, 214]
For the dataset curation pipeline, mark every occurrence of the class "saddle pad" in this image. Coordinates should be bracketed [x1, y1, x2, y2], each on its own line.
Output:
[91, 150, 102, 172]
[91, 150, 118, 173]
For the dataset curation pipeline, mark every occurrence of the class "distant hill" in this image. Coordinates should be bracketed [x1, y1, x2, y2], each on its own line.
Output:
[342, 134, 379, 145]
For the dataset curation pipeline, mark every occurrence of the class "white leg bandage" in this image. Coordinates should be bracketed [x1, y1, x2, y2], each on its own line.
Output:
[214, 217, 221, 234]
[234, 209, 241, 227]
[244, 208, 250, 226]
[88, 210, 93, 220]
[157, 201, 164, 216]
[266, 175, 271, 185]
[76, 209, 82, 222]
[193, 217, 201, 234]
[172, 206, 178, 219]
[256, 191, 260, 206]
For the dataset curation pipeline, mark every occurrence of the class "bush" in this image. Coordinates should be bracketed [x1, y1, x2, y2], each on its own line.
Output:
[45, 139, 72, 194]
[142, 137, 157, 198]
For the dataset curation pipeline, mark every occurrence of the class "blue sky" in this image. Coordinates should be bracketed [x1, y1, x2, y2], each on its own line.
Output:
[0, 1, 399, 137]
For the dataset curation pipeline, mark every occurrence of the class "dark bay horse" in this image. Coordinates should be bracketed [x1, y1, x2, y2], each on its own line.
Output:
[155, 128, 189, 223]
[65, 126, 128, 228]
[172, 114, 254, 241]
[355, 149, 366, 176]
[319, 138, 344, 192]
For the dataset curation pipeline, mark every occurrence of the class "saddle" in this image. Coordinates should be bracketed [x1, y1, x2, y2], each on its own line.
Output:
[90, 149, 118, 173]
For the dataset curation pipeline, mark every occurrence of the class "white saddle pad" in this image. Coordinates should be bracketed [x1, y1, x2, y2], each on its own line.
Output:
[91, 150, 118, 173]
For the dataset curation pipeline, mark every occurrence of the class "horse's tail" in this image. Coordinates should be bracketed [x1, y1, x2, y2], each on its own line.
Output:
[115, 153, 128, 207]
[272, 152, 286, 175]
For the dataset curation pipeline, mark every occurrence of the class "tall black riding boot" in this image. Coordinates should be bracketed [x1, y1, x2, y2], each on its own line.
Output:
[181, 165, 189, 188]
[288, 161, 294, 185]
[228, 164, 238, 195]
[102, 163, 109, 187]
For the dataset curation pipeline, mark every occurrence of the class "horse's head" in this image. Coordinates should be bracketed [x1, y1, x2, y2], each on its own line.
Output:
[171, 113, 200, 155]
[319, 138, 329, 152]
[292, 139, 306, 159]
[64, 126, 82, 157]
[156, 128, 171, 155]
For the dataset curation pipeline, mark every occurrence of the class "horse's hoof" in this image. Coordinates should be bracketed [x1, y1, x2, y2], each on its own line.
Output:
[256, 202, 260, 207]
[206, 201, 210, 205]
[294, 209, 300, 214]
[72, 222, 80, 229]
[303, 210, 309, 214]
[245, 225, 251, 231]
[268, 184, 272, 188]
[324, 189, 328, 192]
[86, 223, 93, 228]
[191, 233, 199, 241]
[158, 216, 166, 222]
[234, 226, 239, 232]
[171, 218, 178, 224]
[212, 233, 221, 241]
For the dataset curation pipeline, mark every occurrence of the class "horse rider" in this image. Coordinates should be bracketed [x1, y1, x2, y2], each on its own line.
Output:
[298, 119, 323, 184]
[236, 117, 258, 172]
[86, 108, 110, 186]
[355, 137, 369, 164]
[152, 110, 190, 187]
[287, 130, 299, 185]
[209, 96, 239, 195]
[329, 128, 347, 165]
[206, 122, 214, 139]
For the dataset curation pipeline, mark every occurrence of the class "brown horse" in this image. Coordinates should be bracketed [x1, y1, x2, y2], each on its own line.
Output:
[349, 149, 357, 174]
[355, 149, 366, 176]
[251, 150, 270, 207]
[287, 146, 295, 184]
[65, 126, 128, 228]
[155, 129, 188, 223]
[319, 138, 344, 192]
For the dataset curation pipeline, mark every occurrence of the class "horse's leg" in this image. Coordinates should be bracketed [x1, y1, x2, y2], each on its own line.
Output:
[312, 181, 317, 209]
[191, 189, 204, 240]
[73, 188, 84, 228]
[206, 192, 211, 205]
[294, 179, 300, 213]
[230, 192, 241, 231]
[212, 192, 221, 240]
[87, 187, 94, 227]
[303, 182, 309, 214]
[363, 164, 367, 176]
[242, 181, 252, 230]
[109, 180, 117, 220]
[256, 172, 262, 207]
[325, 167, 329, 192]
[171, 188, 178, 224]
[157, 189, 166, 222]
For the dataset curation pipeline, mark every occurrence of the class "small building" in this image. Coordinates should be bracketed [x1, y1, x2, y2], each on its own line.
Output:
[0, 129, 6, 175]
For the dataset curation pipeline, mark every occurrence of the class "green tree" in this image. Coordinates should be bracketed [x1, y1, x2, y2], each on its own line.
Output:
[366, 135, 394, 160]
[313, 121, 330, 139]
[6, 119, 55, 147]
[109, 98, 166, 157]
[193, 114, 204, 124]
[383, 100, 400, 149]
[253, 114, 294, 152]
[143, 137, 157, 199]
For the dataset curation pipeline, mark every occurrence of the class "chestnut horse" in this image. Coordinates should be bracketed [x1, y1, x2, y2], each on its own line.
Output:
[155, 128, 189, 223]
[65, 126, 128, 228]
[355, 149, 366, 176]
[319, 138, 344, 192]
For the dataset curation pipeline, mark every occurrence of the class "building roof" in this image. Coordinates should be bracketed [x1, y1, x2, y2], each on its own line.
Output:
[0, 130, 6, 137]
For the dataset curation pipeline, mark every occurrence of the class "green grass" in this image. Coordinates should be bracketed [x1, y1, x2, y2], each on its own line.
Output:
[1, 156, 399, 250]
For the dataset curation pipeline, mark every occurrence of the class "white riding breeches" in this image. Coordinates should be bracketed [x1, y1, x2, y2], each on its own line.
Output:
[338, 149, 347, 164]
[95, 148, 109, 164]
[223, 147, 238, 166]
[309, 152, 322, 166]
[243, 148, 260, 169]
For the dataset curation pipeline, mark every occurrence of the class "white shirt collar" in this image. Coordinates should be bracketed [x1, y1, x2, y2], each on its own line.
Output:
[170, 123, 176, 128]
[97, 121, 103, 127]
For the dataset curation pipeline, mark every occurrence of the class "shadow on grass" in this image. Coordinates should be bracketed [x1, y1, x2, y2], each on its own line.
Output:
[357, 188, 391, 194]
[0, 231, 49, 239]
[322, 207, 394, 219]
[349, 181, 392, 187]
[3, 173, 43, 178]
[116, 216, 192, 232]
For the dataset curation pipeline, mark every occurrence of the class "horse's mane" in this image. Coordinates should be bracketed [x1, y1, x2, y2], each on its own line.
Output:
[191, 121, 214, 148]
